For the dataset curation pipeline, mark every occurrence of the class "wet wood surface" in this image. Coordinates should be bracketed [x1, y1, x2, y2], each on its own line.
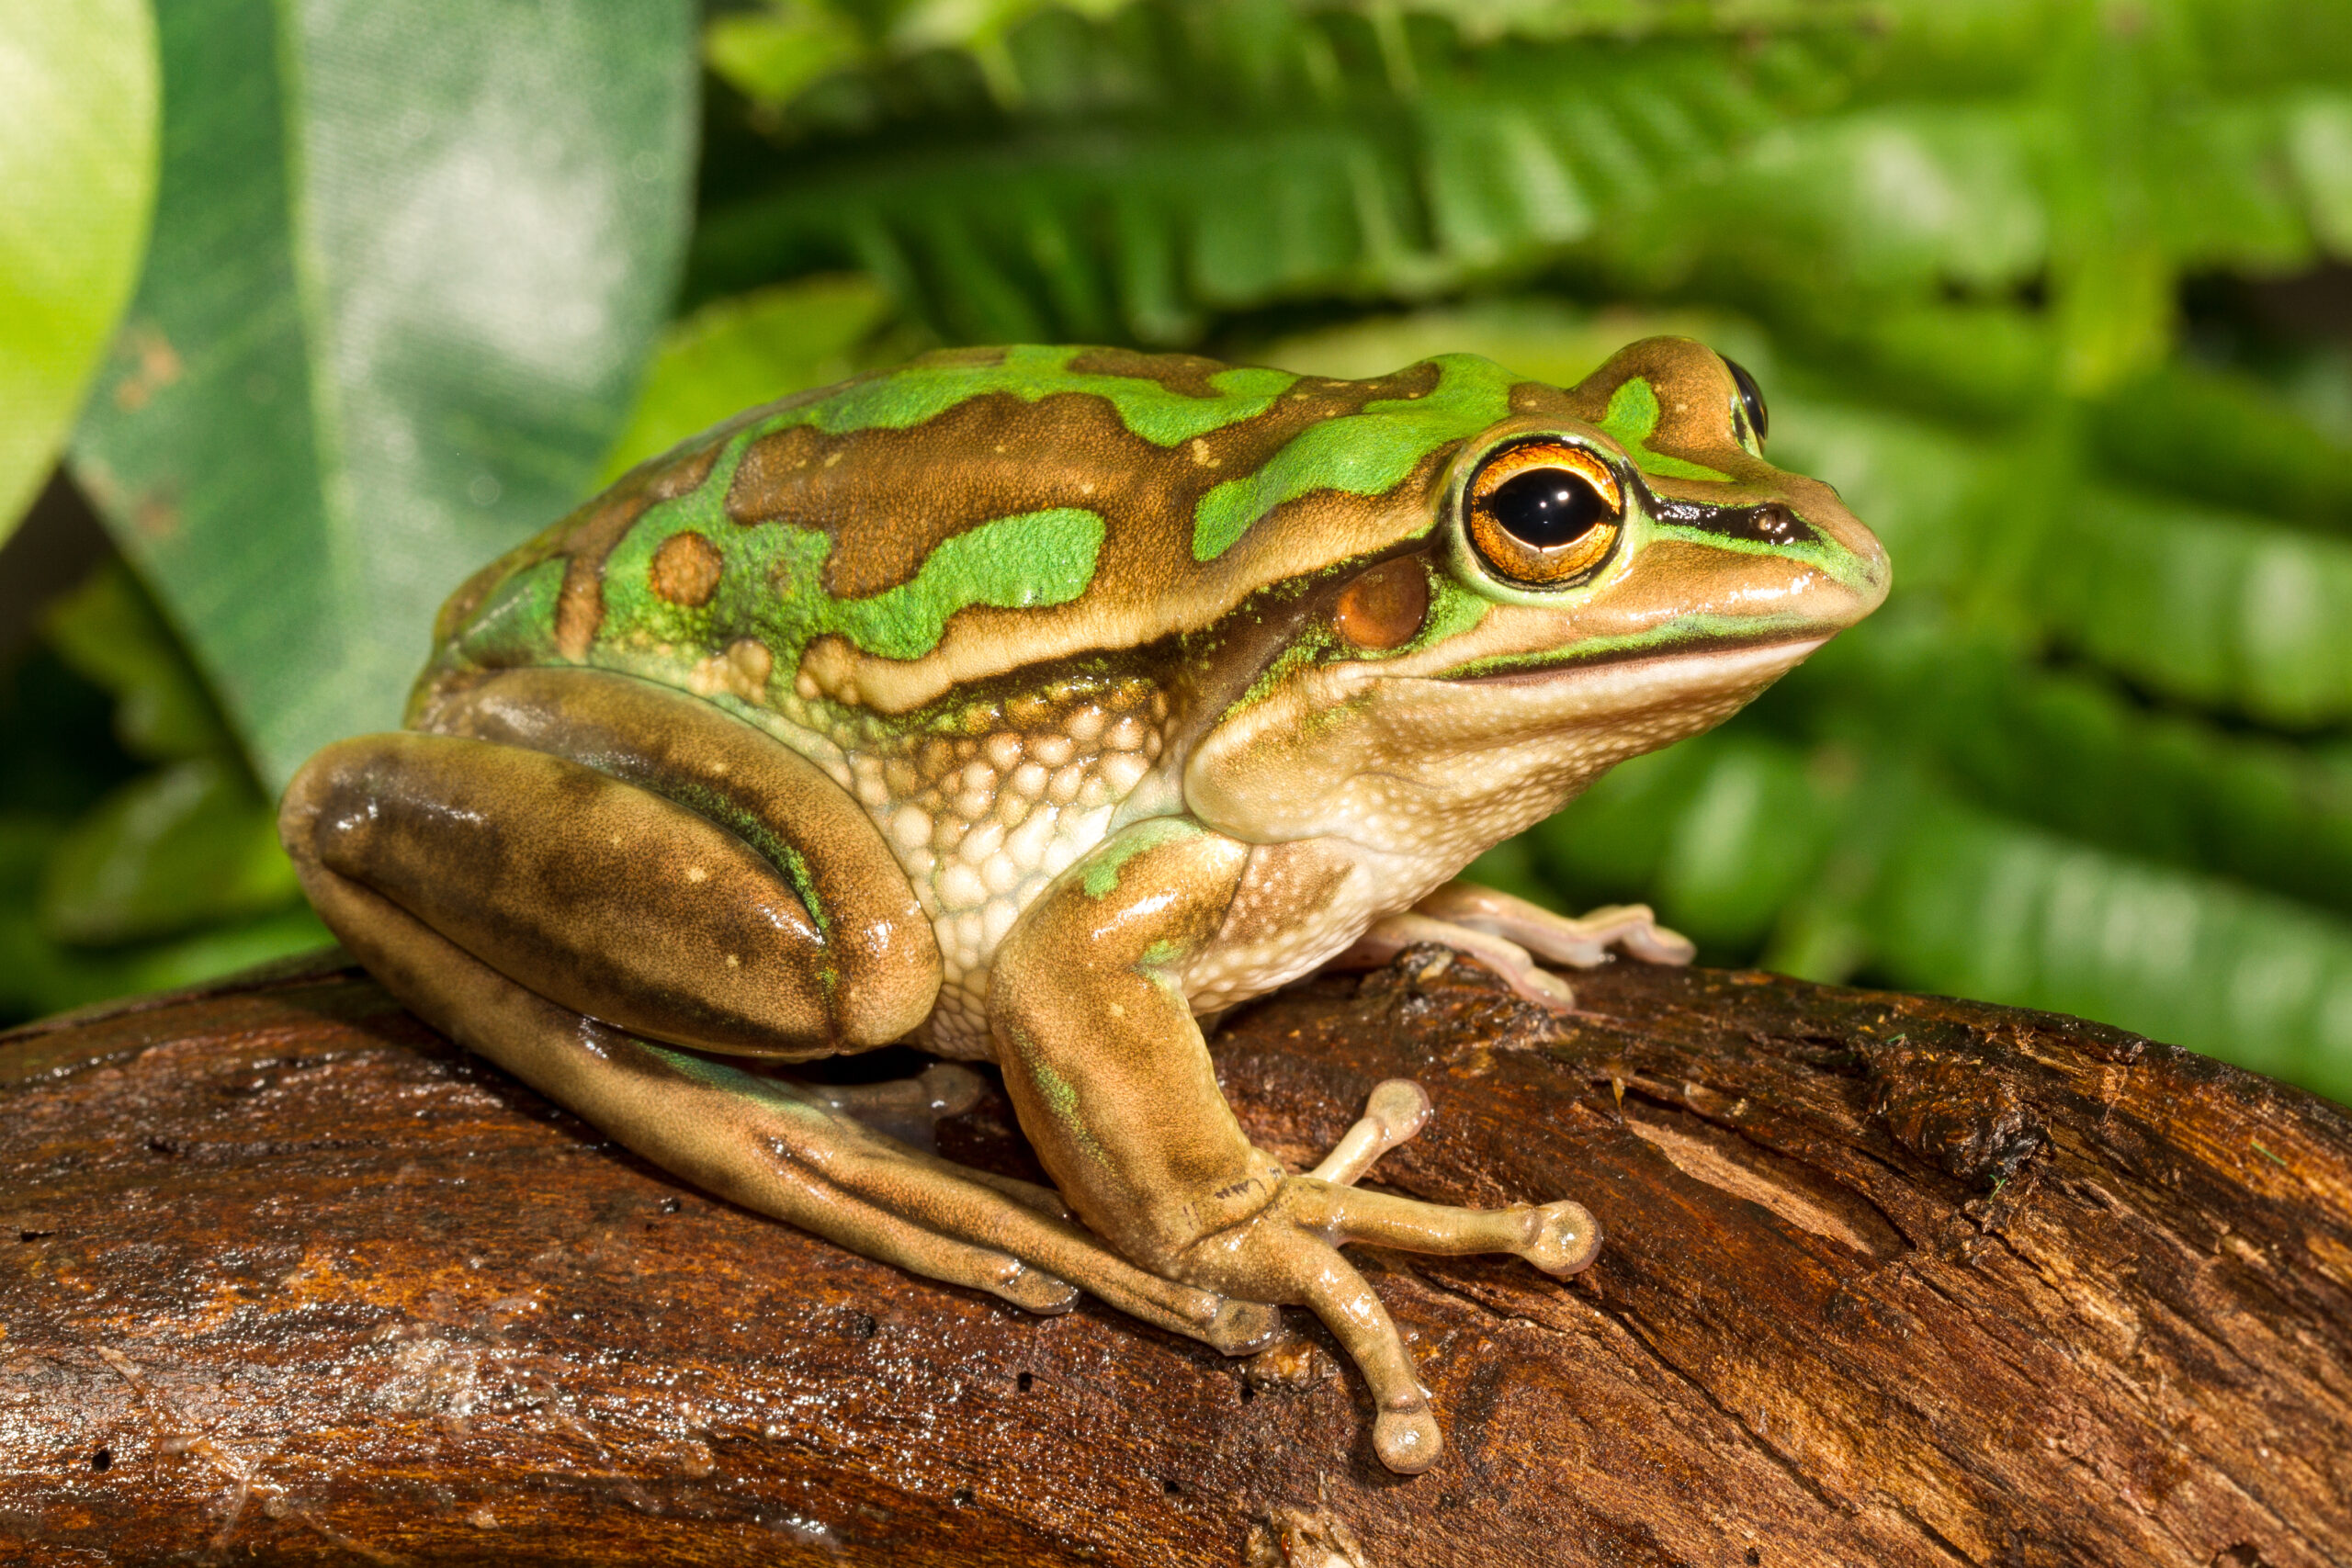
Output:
[3, 949, 2348, 1567]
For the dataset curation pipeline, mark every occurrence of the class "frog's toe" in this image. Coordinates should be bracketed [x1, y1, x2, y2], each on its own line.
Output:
[1373, 1404, 1444, 1474]
[1410, 882, 1696, 970]
[1521, 1199, 1603, 1277]
[1202, 1296, 1285, 1355]
[1340, 912, 1577, 1010]
[1307, 1077, 1432, 1186]
[997, 1260, 1082, 1314]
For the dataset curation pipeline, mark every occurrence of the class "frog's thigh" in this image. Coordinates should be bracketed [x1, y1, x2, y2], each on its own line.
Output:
[288, 674, 938, 1057]
[286, 852, 1274, 1352]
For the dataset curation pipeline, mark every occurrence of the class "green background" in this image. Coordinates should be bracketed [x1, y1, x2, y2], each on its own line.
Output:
[8, 0, 2352, 1107]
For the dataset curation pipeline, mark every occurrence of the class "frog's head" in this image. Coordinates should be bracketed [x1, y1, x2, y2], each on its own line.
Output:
[1184, 335, 1888, 868]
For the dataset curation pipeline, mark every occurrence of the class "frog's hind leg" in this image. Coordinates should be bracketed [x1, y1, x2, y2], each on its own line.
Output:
[287, 850, 1276, 1352]
[279, 669, 1279, 1355]
[1339, 881, 1695, 1009]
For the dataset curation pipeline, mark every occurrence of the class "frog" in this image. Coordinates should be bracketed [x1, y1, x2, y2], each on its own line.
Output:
[279, 336, 1887, 1473]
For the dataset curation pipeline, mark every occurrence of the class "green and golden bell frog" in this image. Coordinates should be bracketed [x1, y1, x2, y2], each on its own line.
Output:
[281, 337, 1886, 1473]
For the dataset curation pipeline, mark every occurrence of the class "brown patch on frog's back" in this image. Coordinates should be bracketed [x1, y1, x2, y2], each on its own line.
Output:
[1063, 346, 1236, 400]
[1564, 336, 1754, 473]
[551, 439, 737, 654]
[1509, 380, 1583, 421]
[555, 489, 660, 660]
[650, 531, 724, 607]
[723, 363, 1448, 606]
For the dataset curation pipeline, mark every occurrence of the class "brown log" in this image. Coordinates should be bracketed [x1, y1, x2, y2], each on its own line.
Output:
[3, 947, 2348, 1567]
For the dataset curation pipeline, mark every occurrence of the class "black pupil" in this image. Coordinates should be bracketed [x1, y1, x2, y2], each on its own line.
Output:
[1487, 467, 1607, 547]
[1724, 355, 1770, 443]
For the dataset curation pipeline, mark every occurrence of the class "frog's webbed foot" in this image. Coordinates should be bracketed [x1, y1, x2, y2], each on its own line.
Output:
[1339, 882, 1694, 1010]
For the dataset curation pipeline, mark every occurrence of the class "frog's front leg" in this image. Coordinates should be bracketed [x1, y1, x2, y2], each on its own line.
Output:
[1340, 881, 1696, 1009]
[989, 821, 1601, 1474]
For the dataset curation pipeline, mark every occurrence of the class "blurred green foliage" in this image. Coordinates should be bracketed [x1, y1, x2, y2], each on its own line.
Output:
[0, 0, 156, 543]
[9, 0, 2352, 1104]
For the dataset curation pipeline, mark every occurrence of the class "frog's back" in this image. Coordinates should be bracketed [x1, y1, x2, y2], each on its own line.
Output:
[414, 344, 1544, 724]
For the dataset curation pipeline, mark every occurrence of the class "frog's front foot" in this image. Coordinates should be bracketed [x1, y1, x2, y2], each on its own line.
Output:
[1177, 1081, 1600, 1473]
[1340, 881, 1695, 1010]
[1176, 1172, 1600, 1472]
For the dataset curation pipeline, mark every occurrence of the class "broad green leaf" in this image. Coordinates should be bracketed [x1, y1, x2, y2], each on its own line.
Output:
[73, 0, 698, 790]
[0, 0, 158, 544]
[599, 276, 899, 481]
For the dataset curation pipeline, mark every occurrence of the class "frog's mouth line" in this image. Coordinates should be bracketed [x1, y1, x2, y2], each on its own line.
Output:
[1447, 633, 1828, 691]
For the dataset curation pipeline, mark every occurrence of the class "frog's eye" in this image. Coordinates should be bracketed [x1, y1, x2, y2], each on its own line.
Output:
[1464, 440, 1623, 588]
[1724, 355, 1769, 449]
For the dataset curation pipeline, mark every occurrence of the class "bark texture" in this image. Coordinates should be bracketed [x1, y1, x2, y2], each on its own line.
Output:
[2, 949, 2348, 1567]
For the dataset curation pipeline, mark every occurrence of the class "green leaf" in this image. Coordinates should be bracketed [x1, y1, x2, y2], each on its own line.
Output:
[38, 757, 297, 946]
[2087, 361, 2352, 536]
[71, 0, 698, 790]
[706, 1, 865, 108]
[688, 27, 1787, 332]
[1527, 728, 2352, 1102]
[599, 275, 900, 481]
[0, 0, 158, 543]
[2287, 92, 2352, 254]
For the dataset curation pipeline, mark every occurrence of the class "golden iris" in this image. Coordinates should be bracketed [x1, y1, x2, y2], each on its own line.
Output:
[1465, 441, 1623, 587]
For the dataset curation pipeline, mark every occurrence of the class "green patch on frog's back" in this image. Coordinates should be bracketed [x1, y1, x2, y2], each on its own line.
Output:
[597, 501, 1109, 673]
[794, 345, 1301, 446]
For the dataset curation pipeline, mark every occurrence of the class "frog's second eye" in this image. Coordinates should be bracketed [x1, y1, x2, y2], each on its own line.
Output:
[1465, 441, 1623, 587]
[1724, 355, 1769, 447]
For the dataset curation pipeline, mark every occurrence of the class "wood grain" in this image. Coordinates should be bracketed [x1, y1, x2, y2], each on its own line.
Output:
[3, 949, 2347, 1566]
